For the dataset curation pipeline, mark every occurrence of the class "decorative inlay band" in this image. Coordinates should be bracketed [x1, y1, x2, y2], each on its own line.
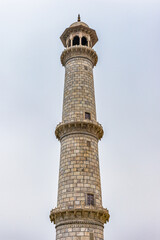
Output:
[55, 121, 104, 141]
[56, 220, 104, 228]
[50, 207, 110, 225]
[61, 46, 98, 66]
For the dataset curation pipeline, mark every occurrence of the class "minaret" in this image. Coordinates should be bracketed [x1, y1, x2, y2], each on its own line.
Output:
[50, 16, 110, 240]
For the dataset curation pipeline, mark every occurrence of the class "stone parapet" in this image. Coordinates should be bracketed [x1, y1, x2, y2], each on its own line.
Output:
[61, 46, 98, 66]
[50, 206, 110, 225]
[55, 121, 104, 141]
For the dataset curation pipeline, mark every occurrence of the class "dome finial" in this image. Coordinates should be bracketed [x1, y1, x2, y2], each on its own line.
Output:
[78, 14, 81, 22]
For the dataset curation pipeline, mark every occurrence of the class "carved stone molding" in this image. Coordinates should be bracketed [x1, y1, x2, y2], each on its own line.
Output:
[56, 220, 104, 228]
[61, 46, 98, 66]
[55, 121, 103, 141]
[50, 207, 110, 225]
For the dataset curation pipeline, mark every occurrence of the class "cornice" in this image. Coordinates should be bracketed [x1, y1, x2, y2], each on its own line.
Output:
[61, 46, 98, 67]
[50, 207, 110, 225]
[55, 121, 103, 141]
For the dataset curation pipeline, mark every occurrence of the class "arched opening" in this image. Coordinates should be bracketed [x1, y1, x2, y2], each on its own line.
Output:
[82, 36, 88, 46]
[73, 36, 80, 46]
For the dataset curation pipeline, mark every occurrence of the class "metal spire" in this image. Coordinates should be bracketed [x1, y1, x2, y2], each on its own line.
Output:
[78, 14, 81, 22]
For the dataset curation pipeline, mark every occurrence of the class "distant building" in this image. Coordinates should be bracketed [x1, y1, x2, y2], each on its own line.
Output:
[50, 16, 110, 240]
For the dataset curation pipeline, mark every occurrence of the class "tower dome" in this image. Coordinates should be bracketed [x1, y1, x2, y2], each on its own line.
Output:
[70, 21, 89, 28]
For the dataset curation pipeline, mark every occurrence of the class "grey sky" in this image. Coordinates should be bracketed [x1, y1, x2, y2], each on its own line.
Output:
[0, 0, 160, 239]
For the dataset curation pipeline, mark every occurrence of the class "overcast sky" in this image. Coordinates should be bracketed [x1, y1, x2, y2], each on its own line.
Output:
[0, 0, 160, 239]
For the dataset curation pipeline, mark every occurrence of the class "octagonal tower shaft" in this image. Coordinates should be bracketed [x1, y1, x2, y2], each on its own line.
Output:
[50, 18, 109, 240]
[62, 57, 97, 123]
